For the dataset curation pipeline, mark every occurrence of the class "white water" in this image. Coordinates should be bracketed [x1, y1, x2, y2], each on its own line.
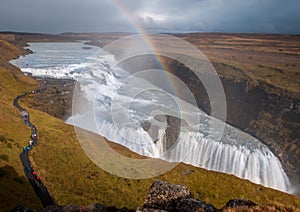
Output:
[10, 42, 292, 193]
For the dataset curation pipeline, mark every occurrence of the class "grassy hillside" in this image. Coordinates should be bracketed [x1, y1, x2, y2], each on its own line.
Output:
[0, 35, 299, 211]
[19, 105, 300, 209]
[0, 39, 41, 211]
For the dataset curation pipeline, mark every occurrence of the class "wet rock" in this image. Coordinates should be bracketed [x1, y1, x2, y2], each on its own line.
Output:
[140, 115, 184, 150]
[141, 120, 151, 132]
[163, 116, 181, 151]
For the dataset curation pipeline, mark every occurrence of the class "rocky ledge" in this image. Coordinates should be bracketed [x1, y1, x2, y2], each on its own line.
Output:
[137, 181, 256, 212]
[14, 181, 261, 212]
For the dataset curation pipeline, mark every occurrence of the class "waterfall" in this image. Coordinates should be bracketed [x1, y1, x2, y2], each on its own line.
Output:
[10, 41, 292, 194]
[93, 119, 291, 193]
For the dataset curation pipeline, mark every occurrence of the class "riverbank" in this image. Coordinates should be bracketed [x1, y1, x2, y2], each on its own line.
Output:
[25, 77, 76, 120]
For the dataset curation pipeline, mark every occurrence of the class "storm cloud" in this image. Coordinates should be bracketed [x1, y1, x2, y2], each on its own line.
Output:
[0, 0, 299, 34]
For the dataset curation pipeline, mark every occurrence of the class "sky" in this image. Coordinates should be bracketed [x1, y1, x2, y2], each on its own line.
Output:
[0, 0, 299, 34]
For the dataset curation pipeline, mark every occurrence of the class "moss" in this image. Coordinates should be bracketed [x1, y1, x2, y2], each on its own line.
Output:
[0, 154, 9, 161]
[0, 135, 6, 143]
[6, 143, 12, 149]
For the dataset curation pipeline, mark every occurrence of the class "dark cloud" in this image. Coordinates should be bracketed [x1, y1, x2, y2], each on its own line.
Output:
[0, 0, 299, 34]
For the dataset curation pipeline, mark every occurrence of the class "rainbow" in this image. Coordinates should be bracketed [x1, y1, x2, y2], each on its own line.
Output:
[108, 0, 178, 94]
[106, 0, 222, 114]
[105, 0, 228, 141]
[108, 0, 171, 59]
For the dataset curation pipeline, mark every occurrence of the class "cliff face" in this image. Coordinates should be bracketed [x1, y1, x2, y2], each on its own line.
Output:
[221, 77, 299, 176]
[115, 50, 299, 190]
[162, 57, 300, 190]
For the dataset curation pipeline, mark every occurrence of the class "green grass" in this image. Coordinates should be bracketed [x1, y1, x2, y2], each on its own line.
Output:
[0, 154, 9, 161]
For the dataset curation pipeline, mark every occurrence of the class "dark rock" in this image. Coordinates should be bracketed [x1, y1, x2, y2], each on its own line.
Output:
[85, 203, 108, 211]
[176, 198, 216, 212]
[82, 46, 92, 50]
[224, 199, 257, 208]
[182, 170, 192, 175]
[140, 115, 185, 150]
[142, 180, 194, 211]
[11, 205, 36, 212]
[141, 121, 151, 132]
[163, 116, 181, 152]
[43, 204, 66, 212]
[28, 77, 76, 120]
[136, 208, 168, 212]
[43, 204, 134, 212]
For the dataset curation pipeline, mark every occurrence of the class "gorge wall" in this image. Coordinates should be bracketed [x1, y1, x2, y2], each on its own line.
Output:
[117, 53, 299, 193]
[162, 57, 300, 192]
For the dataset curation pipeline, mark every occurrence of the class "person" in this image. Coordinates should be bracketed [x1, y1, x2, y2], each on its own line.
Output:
[32, 133, 37, 141]
[32, 170, 37, 176]
[36, 175, 42, 186]
[23, 146, 30, 151]
[29, 140, 33, 146]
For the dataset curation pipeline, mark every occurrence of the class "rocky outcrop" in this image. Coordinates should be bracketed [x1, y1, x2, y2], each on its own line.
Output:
[138, 180, 258, 212]
[141, 115, 186, 152]
[142, 180, 194, 211]
[24, 77, 76, 120]
[163, 116, 183, 152]
[223, 199, 257, 208]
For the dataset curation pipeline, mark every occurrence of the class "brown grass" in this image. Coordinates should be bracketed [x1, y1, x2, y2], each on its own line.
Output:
[177, 34, 300, 95]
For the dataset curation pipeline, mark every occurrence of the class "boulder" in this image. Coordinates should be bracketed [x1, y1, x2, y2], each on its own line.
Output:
[223, 199, 257, 208]
[176, 198, 216, 212]
[142, 180, 194, 211]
